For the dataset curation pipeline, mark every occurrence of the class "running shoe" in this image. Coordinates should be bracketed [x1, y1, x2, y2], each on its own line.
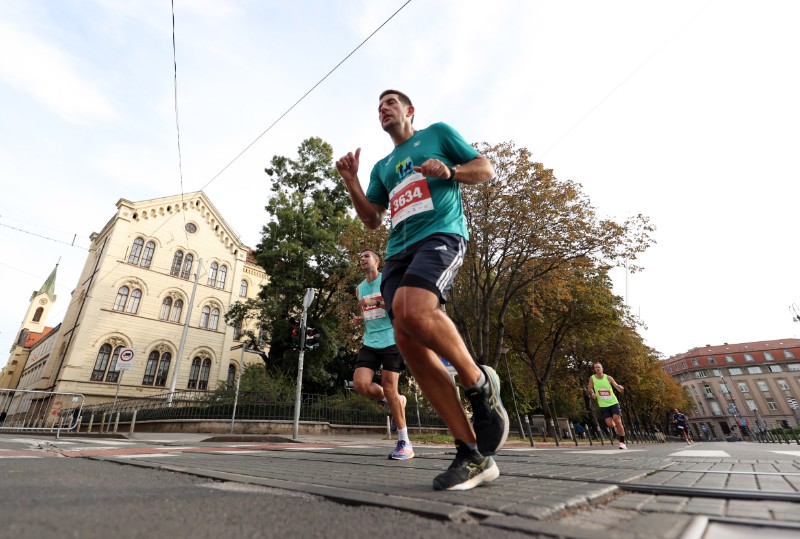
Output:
[466, 365, 509, 456]
[388, 440, 414, 460]
[432, 440, 499, 491]
[619, 442, 627, 450]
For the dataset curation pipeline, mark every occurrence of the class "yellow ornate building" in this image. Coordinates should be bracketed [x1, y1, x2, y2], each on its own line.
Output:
[7, 192, 269, 405]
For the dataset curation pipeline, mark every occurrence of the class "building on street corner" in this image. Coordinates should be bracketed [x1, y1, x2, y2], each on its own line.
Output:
[2, 192, 269, 408]
[663, 339, 800, 440]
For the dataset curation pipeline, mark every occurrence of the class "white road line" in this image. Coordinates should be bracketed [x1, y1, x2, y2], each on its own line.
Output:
[771, 451, 800, 457]
[567, 449, 647, 454]
[670, 450, 730, 457]
[112, 453, 181, 459]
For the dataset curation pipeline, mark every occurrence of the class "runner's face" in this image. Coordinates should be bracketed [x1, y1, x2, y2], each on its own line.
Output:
[359, 251, 378, 272]
[378, 94, 411, 131]
[593, 364, 603, 375]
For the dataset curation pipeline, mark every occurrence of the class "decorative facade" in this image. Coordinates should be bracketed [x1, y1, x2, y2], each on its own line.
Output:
[11, 192, 268, 405]
[663, 339, 800, 439]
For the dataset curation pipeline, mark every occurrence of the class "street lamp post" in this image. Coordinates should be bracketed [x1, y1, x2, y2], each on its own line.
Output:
[500, 347, 525, 439]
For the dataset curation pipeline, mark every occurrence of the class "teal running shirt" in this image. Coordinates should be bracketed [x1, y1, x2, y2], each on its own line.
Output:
[357, 274, 395, 349]
[366, 122, 480, 258]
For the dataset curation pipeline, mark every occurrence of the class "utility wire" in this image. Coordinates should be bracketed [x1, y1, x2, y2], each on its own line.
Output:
[0, 221, 88, 250]
[197, 0, 413, 192]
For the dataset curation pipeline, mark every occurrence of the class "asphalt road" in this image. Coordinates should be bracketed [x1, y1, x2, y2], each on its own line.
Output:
[2, 433, 800, 539]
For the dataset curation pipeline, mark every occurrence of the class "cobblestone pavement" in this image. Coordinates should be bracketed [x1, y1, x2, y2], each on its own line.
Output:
[4, 434, 800, 538]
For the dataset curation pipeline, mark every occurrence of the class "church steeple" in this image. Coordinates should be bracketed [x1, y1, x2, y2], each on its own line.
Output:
[34, 264, 58, 303]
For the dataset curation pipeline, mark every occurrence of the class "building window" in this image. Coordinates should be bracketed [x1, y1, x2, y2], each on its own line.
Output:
[32, 307, 44, 322]
[769, 365, 783, 373]
[90, 344, 124, 382]
[763, 351, 774, 361]
[113, 286, 129, 311]
[159, 297, 172, 320]
[747, 366, 763, 374]
[737, 382, 749, 393]
[188, 357, 201, 389]
[128, 238, 144, 264]
[240, 280, 248, 297]
[767, 399, 778, 411]
[691, 358, 699, 367]
[788, 364, 800, 372]
[708, 356, 717, 365]
[725, 355, 735, 363]
[198, 359, 211, 390]
[141, 241, 155, 268]
[171, 251, 184, 276]
[695, 371, 707, 378]
[209, 308, 220, 331]
[125, 289, 142, 314]
[233, 321, 242, 341]
[710, 401, 723, 416]
[208, 262, 218, 286]
[744, 353, 754, 362]
[777, 379, 789, 391]
[200, 306, 210, 329]
[712, 369, 721, 377]
[784, 350, 796, 359]
[142, 351, 171, 386]
[227, 365, 236, 389]
[180, 254, 194, 279]
[720, 382, 730, 394]
[217, 265, 227, 289]
[169, 299, 183, 323]
[703, 385, 713, 397]
[746, 399, 757, 411]
[757, 381, 769, 392]
[682, 361, 687, 369]
[728, 367, 743, 376]
[669, 365, 673, 373]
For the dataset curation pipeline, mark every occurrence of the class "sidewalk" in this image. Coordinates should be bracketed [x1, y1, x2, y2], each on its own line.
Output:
[93, 435, 800, 539]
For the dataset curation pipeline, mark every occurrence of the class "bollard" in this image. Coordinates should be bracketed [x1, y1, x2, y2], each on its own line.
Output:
[113, 412, 120, 433]
[129, 410, 137, 434]
[100, 413, 106, 433]
[88, 413, 95, 433]
[524, 415, 535, 447]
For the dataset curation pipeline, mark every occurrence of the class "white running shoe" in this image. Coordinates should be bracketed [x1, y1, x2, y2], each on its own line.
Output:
[619, 442, 627, 450]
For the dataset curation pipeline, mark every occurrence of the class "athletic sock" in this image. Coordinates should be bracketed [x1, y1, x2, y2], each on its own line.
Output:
[619, 435, 625, 443]
[398, 427, 410, 444]
[466, 441, 478, 451]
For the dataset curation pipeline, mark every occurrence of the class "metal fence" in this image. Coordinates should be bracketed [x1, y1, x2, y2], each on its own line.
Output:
[0, 388, 85, 434]
[68, 390, 447, 431]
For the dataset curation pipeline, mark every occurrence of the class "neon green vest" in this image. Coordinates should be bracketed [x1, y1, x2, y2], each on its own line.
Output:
[592, 374, 619, 407]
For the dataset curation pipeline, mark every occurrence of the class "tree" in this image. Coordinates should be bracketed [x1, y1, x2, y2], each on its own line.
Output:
[225, 137, 355, 392]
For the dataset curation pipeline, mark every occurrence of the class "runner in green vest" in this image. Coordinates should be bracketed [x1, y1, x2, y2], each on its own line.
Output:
[587, 362, 627, 449]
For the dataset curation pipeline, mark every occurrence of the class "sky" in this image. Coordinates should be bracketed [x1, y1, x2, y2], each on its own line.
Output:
[1, 0, 799, 368]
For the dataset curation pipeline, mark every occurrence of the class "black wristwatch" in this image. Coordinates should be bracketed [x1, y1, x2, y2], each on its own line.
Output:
[447, 166, 457, 181]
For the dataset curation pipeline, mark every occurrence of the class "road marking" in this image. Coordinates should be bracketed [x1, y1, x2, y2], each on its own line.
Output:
[567, 449, 647, 454]
[772, 451, 800, 457]
[670, 450, 730, 457]
[112, 453, 181, 459]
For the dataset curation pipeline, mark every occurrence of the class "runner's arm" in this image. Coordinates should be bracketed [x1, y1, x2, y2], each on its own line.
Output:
[608, 376, 625, 393]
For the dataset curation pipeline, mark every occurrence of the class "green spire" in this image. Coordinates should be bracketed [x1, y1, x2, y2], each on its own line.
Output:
[38, 264, 58, 301]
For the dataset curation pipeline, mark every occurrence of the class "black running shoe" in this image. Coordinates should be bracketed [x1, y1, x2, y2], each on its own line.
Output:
[432, 440, 499, 491]
[466, 365, 509, 456]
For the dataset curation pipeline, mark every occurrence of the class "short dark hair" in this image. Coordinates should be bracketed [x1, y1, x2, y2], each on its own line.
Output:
[379, 89, 414, 124]
[359, 248, 380, 262]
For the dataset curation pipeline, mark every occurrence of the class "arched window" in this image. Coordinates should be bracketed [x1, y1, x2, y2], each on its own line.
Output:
[113, 286, 129, 311]
[240, 279, 248, 297]
[227, 365, 236, 389]
[180, 254, 194, 279]
[125, 289, 142, 314]
[209, 308, 220, 331]
[198, 358, 212, 390]
[200, 306, 210, 329]
[143, 351, 172, 386]
[141, 241, 156, 268]
[188, 357, 201, 389]
[233, 321, 242, 341]
[217, 265, 227, 289]
[159, 297, 173, 320]
[32, 307, 44, 322]
[169, 299, 183, 323]
[171, 251, 184, 276]
[208, 262, 218, 286]
[91, 344, 124, 382]
[128, 238, 144, 264]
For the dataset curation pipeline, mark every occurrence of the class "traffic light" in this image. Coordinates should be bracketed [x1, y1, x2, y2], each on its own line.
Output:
[305, 327, 320, 350]
[289, 318, 301, 350]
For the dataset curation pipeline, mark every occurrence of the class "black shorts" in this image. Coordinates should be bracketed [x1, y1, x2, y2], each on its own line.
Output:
[380, 233, 466, 320]
[599, 404, 622, 419]
[355, 345, 405, 373]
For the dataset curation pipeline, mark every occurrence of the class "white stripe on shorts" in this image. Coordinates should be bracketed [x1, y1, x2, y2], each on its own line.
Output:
[436, 237, 466, 294]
